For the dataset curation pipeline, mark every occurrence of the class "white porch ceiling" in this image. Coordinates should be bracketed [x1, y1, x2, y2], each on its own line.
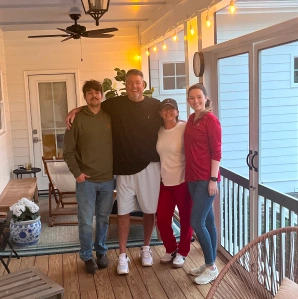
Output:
[0, 0, 173, 32]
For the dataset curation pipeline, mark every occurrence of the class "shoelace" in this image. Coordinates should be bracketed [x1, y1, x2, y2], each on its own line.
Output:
[140, 250, 152, 258]
[119, 257, 130, 266]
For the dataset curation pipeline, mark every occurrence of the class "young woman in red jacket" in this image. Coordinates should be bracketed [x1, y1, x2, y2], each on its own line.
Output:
[184, 83, 222, 285]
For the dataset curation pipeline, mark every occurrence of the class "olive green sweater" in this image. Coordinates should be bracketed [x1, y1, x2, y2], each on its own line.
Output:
[63, 106, 113, 182]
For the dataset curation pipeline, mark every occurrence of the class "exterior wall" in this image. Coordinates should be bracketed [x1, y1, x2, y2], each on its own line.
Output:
[3, 28, 139, 170]
[216, 13, 298, 193]
[0, 29, 12, 192]
[149, 31, 188, 121]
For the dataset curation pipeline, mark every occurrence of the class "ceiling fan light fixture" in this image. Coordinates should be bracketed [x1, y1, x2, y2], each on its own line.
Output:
[81, 0, 110, 26]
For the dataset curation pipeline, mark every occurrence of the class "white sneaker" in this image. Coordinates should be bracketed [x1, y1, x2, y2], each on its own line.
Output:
[117, 253, 130, 275]
[194, 267, 219, 285]
[160, 251, 177, 264]
[140, 246, 153, 266]
[189, 264, 206, 276]
[172, 253, 186, 268]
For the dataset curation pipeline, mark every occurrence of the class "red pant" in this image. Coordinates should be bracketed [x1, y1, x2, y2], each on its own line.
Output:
[156, 182, 193, 257]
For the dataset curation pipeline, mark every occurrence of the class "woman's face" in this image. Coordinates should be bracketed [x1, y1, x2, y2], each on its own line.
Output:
[159, 105, 178, 122]
[187, 88, 207, 113]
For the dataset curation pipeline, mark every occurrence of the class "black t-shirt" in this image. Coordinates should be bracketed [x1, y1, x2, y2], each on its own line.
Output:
[102, 96, 162, 175]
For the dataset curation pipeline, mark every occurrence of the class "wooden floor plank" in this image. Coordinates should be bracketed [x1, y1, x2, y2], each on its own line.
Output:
[106, 250, 133, 299]
[154, 245, 204, 299]
[115, 248, 150, 299]
[94, 265, 115, 299]
[77, 253, 98, 299]
[150, 247, 187, 299]
[129, 247, 168, 299]
[48, 254, 63, 287]
[63, 252, 80, 299]
[35, 255, 49, 275]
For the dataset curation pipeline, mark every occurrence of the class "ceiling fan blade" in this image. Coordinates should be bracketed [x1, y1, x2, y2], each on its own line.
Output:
[84, 27, 118, 35]
[61, 36, 74, 42]
[57, 28, 76, 35]
[28, 34, 70, 38]
[84, 33, 114, 38]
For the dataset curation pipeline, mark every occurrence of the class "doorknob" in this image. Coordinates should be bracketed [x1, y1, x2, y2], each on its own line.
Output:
[33, 137, 41, 143]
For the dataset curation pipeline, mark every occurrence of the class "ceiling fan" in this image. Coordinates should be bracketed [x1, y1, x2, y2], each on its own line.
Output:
[28, 13, 118, 42]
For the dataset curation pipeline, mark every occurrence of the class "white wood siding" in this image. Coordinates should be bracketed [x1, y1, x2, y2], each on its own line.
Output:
[0, 29, 13, 192]
[3, 28, 140, 170]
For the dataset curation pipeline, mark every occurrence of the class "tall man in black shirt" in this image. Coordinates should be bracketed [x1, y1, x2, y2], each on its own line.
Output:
[66, 70, 162, 274]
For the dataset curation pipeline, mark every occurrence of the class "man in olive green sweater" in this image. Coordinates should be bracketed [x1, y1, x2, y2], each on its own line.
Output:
[63, 80, 114, 274]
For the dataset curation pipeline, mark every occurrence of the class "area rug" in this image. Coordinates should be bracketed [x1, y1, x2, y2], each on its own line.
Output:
[2, 196, 180, 257]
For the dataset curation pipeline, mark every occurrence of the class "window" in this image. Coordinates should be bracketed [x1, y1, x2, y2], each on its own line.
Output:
[160, 62, 186, 93]
[294, 57, 298, 84]
[0, 70, 5, 135]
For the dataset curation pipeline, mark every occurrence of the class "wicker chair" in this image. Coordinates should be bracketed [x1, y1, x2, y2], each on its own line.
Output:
[206, 226, 298, 299]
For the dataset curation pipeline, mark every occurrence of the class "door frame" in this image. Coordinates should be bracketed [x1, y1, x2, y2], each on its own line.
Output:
[202, 17, 298, 259]
[24, 69, 80, 166]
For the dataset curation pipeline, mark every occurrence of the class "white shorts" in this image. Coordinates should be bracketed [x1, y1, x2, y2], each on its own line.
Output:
[116, 162, 161, 215]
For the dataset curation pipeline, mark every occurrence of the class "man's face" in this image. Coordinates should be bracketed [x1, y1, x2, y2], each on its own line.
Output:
[84, 88, 102, 108]
[125, 74, 145, 102]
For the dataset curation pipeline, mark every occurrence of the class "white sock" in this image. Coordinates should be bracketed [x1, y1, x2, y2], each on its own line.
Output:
[119, 253, 126, 259]
[142, 246, 150, 251]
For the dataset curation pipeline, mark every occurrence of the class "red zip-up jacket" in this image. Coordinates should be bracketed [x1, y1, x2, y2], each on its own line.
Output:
[184, 112, 222, 182]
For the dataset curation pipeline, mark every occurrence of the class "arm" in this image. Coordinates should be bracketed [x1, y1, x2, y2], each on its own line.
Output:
[65, 106, 85, 130]
[207, 115, 222, 196]
[63, 126, 90, 183]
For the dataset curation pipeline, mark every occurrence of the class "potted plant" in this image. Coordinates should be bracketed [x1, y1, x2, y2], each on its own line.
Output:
[102, 68, 154, 99]
[9, 198, 41, 246]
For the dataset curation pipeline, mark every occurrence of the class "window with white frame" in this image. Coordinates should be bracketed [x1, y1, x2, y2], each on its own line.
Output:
[160, 62, 186, 93]
[0, 70, 4, 134]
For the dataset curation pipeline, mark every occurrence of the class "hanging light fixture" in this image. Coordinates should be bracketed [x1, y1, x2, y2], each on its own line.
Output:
[229, 0, 236, 14]
[162, 41, 167, 50]
[146, 48, 150, 56]
[81, 0, 110, 26]
[153, 44, 157, 52]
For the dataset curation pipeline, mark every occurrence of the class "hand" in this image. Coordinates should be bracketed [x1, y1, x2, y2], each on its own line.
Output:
[65, 109, 78, 130]
[208, 180, 218, 197]
[76, 173, 90, 183]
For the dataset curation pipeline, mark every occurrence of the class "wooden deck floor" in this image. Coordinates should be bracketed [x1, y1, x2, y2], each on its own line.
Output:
[0, 240, 226, 299]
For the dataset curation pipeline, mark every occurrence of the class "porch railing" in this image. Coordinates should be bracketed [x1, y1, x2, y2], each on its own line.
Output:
[219, 166, 298, 257]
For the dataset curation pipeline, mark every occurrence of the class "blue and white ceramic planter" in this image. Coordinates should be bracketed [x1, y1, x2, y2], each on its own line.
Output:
[10, 216, 41, 247]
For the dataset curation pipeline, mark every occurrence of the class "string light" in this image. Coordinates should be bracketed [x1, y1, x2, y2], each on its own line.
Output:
[229, 0, 236, 14]
[173, 30, 177, 41]
[145, 48, 149, 56]
[206, 14, 211, 27]
[162, 41, 167, 50]
[141, 0, 216, 49]
[189, 22, 195, 35]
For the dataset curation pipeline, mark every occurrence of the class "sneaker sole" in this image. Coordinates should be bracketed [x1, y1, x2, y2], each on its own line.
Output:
[172, 263, 184, 269]
[117, 269, 129, 275]
[194, 274, 218, 285]
[142, 262, 153, 266]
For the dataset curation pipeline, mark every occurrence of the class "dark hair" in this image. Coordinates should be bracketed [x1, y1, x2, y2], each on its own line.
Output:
[188, 83, 212, 112]
[82, 80, 103, 97]
[126, 69, 144, 80]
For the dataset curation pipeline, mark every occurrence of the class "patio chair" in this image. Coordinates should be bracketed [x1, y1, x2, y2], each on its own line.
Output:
[206, 226, 298, 299]
[42, 157, 77, 227]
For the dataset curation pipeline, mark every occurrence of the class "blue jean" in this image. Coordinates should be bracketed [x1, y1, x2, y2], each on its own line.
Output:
[188, 180, 218, 266]
[76, 180, 114, 261]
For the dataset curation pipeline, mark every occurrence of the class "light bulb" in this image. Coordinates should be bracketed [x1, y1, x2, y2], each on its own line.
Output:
[190, 24, 195, 36]
[206, 15, 211, 28]
[229, 0, 236, 14]
[173, 31, 177, 41]
[162, 42, 167, 50]
[153, 45, 157, 52]
[145, 49, 149, 56]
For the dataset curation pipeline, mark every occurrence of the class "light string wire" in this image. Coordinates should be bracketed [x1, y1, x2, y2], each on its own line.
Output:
[141, 0, 217, 50]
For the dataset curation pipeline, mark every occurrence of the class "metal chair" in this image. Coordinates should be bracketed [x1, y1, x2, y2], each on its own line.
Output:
[42, 157, 77, 226]
[206, 226, 298, 299]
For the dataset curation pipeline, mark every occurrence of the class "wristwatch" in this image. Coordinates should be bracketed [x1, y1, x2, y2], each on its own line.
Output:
[210, 177, 218, 182]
